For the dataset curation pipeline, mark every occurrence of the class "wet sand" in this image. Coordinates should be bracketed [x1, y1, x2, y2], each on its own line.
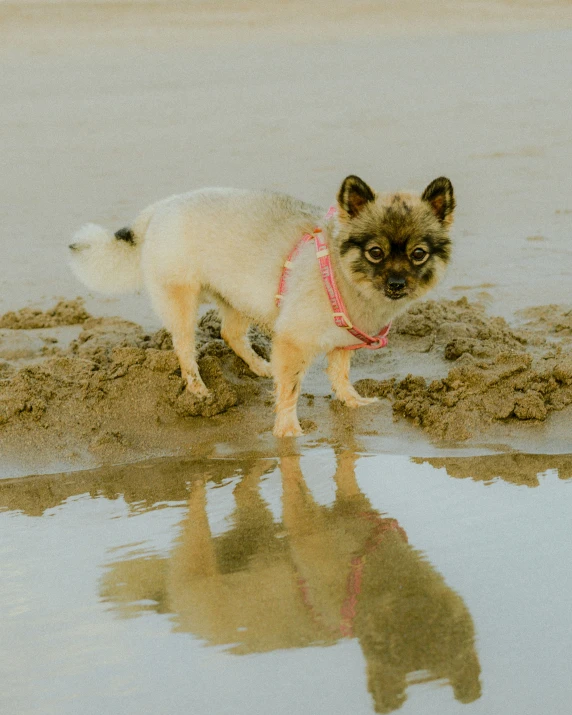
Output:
[1, 296, 572, 478]
[1, 2, 571, 713]
[1, 2, 571, 326]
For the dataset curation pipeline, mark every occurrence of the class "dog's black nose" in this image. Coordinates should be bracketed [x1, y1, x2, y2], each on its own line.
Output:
[387, 276, 406, 292]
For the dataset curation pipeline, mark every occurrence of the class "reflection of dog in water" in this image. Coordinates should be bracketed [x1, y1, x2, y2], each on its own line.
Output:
[101, 453, 481, 713]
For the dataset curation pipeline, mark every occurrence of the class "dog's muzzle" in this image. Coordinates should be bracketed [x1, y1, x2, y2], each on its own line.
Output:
[385, 276, 407, 300]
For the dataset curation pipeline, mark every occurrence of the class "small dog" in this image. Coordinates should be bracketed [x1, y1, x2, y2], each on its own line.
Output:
[69, 175, 454, 437]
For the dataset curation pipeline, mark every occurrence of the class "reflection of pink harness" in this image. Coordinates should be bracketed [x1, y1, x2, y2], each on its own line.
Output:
[296, 515, 407, 638]
[275, 207, 391, 350]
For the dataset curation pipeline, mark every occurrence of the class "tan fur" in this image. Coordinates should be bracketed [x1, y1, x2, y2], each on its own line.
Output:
[326, 348, 377, 408]
[219, 304, 272, 378]
[69, 176, 454, 437]
[271, 336, 315, 437]
[157, 283, 208, 396]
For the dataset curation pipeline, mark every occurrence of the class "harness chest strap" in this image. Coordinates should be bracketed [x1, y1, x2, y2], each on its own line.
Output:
[275, 208, 391, 351]
[296, 516, 407, 638]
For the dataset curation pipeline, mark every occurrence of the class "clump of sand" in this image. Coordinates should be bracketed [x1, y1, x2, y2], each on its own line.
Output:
[0, 298, 90, 329]
[391, 297, 532, 359]
[390, 351, 572, 441]
[0, 305, 271, 456]
[1, 297, 571, 455]
[355, 297, 572, 441]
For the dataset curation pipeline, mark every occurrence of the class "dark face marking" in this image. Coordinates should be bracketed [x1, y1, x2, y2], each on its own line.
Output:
[336, 186, 453, 301]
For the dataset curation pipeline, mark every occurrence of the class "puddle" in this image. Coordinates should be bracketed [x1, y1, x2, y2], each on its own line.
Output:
[1, 448, 571, 714]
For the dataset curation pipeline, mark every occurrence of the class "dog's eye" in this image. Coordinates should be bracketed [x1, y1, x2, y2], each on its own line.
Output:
[411, 247, 428, 263]
[366, 247, 384, 262]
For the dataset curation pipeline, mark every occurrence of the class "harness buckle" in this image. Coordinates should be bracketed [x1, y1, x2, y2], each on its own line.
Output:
[333, 312, 353, 329]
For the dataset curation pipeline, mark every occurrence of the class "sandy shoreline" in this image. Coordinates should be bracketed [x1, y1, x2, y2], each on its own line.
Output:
[1, 296, 571, 478]
[2, 7, 572, 715]
[1, 0, 571, 476]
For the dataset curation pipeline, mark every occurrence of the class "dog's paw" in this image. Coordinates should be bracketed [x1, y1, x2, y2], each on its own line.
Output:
[185, 379, 210, 400]
[250, 358, 273, 379]
[273, 425, 304, 438]
[273, 414, 303, 438]
[340, 394, 379, 409]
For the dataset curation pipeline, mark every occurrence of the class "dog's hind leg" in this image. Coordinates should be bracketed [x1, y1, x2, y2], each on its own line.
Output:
[326, 348, 378, 407]
[219, 304, 272, 378]
[151, 282, 209, 398]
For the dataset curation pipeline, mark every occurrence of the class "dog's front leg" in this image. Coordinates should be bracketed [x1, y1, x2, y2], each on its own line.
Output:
[326, 348, 378, 408]
[174, 479, 219, 579]
[272, 336, 313, 438]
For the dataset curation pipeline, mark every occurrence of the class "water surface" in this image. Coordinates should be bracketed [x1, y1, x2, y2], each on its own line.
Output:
[1, 449, 571, 714]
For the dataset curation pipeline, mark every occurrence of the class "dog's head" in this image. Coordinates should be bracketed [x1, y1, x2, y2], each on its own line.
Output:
[334, 175, 454, 303]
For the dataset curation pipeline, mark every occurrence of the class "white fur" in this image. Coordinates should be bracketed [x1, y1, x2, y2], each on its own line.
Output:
[69, 223, 143, 294]
[69, 186, 447, 437]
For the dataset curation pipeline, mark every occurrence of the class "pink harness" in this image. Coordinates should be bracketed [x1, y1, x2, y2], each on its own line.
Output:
[275, 207, 391, 350]
[296, 515, 407, 638]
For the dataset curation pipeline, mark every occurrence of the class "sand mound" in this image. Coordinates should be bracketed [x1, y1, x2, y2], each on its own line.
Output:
[355, 298, 572, 441]
[0, 298, 90, 329]
[1, 298, 571, 459]
[389, 351, 572, 441]
[391, 297, 532, 359]
[0, 307, 271, 456]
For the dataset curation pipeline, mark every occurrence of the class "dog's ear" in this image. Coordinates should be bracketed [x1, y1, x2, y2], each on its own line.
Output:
[337, 175, 375, 219]
[422, 177, 455, 225]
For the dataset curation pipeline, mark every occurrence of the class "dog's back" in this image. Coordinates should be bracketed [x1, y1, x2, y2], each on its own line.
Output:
[140, 188, 321, 324]
[70, 187, 321, 326]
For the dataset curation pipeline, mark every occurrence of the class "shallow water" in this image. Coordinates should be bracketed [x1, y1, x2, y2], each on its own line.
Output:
[1, 448, 571, 715]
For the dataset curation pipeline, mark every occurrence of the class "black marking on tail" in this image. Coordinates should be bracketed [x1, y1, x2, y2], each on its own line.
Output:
[115, 227, 135, 244]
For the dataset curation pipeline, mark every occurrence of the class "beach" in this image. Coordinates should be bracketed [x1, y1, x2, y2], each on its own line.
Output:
[1, 2, 571, 713]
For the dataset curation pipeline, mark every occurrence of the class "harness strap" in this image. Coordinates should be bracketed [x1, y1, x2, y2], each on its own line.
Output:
[296, 515, 407, 638]
[275, 207, 391, 350]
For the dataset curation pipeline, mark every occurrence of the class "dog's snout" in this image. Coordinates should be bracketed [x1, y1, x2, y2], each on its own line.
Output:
[385, 274, 408, 300]
[387, 276, 406, 291]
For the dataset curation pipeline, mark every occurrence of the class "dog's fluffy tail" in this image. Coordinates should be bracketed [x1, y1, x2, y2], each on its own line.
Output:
[68, 206, 154, 293]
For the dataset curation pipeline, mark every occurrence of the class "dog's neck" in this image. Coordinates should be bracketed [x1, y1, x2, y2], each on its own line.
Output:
[326, 219, 410, 335]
